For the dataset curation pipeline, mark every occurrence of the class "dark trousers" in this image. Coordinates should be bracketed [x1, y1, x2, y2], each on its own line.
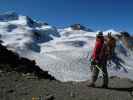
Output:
[91, 62, 108, 86]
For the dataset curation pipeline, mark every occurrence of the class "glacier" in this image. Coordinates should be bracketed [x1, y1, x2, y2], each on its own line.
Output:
[0, 12, 133, 82]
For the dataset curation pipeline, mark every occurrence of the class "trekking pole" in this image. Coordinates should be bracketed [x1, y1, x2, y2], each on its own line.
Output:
[89, 59, 105, 75]
[88, 57, 105, 75]
[95, 64, 104, 75]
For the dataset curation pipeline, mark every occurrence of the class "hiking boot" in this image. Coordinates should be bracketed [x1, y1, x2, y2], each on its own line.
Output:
[87, 83, 95, 87]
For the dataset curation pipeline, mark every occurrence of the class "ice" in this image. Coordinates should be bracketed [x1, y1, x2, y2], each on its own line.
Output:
[0, 12, 132, 82]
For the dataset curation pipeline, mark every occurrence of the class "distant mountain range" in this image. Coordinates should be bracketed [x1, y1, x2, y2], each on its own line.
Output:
[0, 12, 133, 82]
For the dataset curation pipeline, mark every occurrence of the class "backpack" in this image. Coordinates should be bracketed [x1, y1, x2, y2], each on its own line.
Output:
[107, 37, 116, 49]
[107, 37, 116, 57]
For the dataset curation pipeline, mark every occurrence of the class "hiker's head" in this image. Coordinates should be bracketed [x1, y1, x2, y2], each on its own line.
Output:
[96, 31, 104, 42]
[96, 31, 104, 38]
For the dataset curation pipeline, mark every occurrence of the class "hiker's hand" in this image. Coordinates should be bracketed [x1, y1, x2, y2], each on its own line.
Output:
[95, 60, 99, 64]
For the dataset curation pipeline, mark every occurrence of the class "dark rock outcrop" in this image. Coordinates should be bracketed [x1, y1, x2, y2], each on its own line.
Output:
[0, 42, 55, 80]
[70, 24, 93, 32]
[115, 32, 133, 50]
[121, 31, 130, 37]
[120, 32, 133, 50]
[0, 12, 18, 21]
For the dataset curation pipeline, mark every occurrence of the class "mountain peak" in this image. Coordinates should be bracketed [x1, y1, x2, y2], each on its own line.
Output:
[70, 24, 93, 32]
[0, 12, 19, 21]
[22, 16, 38, 27]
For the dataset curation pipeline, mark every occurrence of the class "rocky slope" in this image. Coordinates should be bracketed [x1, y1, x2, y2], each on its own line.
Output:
[0, 43, 55, 80]
[0, 44, 133, 100]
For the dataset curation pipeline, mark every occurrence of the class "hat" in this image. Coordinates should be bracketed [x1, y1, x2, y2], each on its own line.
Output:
[96, 31, 103, 37]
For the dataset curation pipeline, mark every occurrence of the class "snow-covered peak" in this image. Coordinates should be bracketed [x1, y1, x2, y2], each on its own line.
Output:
[0, 12, 132, 82]
[70, 24, 93, 32]
[59, 27, 96, 38]
[0, 12, 39, 27]
[0, 12, 60, 52]
[0, 12, 19, 21]
[9, 15, 38, 27]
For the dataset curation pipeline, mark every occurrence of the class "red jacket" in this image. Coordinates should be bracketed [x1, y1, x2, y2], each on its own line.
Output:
[92, 38, 104, 61]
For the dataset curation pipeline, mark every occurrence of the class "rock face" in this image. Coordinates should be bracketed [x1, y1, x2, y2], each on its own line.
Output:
[122, 37, 133, 50]
[70, 24, 93, 31]
[0, 12, 18, 21]
[0, 43, 55, 80]
[116, 32, 133, 50]
[121, 31, 130, 37]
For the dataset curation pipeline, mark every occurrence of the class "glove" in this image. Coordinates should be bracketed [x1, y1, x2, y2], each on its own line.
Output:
[95, 60, 99, 64]
[90, 59, 98, 65]
[90, 59, 99, 72]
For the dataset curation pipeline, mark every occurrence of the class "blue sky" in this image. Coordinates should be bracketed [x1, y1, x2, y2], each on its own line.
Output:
[0, 0, 133, 33]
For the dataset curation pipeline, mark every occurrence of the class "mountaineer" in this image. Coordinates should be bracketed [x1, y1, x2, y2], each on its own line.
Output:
[88, 31, 109, 88]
